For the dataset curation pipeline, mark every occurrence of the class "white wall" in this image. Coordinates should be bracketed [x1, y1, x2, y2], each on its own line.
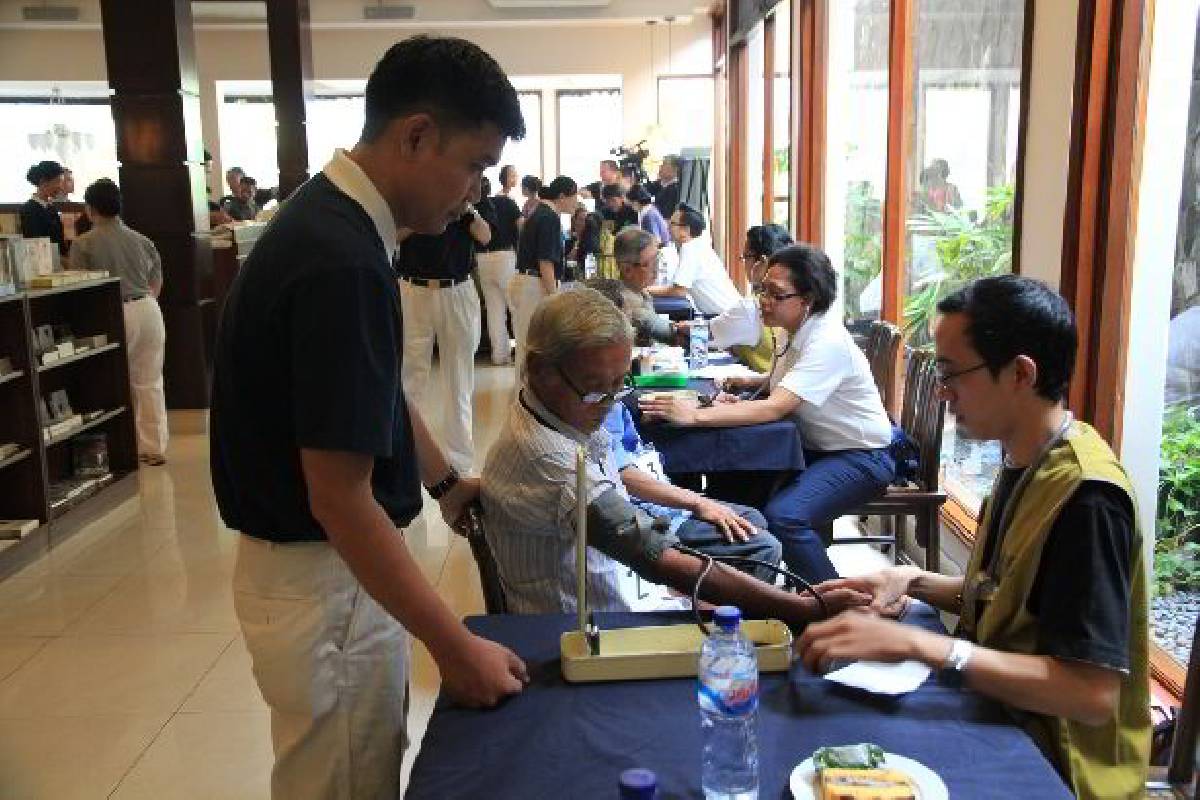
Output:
[0, 13, 712, 189]
[1017, 0, 1080, 290]
[1121, 0, 1198, 549]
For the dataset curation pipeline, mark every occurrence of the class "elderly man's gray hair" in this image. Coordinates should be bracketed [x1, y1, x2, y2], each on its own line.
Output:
[613, 226, 655, 266]
[526, 287, 633, 371]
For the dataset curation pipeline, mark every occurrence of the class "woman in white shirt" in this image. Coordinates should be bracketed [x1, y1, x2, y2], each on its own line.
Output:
[640, 243, 896, 582]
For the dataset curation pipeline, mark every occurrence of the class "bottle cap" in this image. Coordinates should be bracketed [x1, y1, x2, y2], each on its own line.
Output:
[619, 767, 658, 798]
[713, 605, 741, 631]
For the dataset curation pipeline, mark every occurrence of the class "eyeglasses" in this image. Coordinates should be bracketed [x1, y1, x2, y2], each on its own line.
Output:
[754, 287, 803, 304]
[934, 361, 989, 390]
[739, 252, 759, 261]
[557, 365, 632, 405]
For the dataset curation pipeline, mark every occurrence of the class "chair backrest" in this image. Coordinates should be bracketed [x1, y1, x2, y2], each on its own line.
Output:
[865, 320, 904, 420]
[463, 506, 509, 615]
[900, 349, 947, 491]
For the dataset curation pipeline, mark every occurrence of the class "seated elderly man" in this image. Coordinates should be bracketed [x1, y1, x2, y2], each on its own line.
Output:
[603, 226, 684, 345]
[481, 287, 861, 621]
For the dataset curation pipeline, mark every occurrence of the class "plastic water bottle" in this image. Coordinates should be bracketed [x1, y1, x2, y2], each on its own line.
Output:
[689, 317, 710, 370]
[584, 252, 598, 279]
[619, 768, 658, 799]
[698, 606, 759, 800]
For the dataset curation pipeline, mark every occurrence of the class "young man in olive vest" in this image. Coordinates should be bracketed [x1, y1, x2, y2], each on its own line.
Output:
[797, 275, 1150, 799]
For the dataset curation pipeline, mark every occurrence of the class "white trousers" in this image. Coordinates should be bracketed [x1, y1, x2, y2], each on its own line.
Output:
[475, 249, 516, 365]
[233, 535, 410, 800]
[506, 273, 550, 372]
[122, 296, 168, 457]
[398, 278, 481, 475]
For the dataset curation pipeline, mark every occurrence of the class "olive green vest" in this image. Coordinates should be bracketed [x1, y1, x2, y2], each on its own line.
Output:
[959, 421, 1150, 800]
[730, 326, 778, 374]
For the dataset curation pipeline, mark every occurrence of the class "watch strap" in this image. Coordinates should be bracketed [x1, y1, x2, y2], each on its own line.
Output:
[425, 469, 459, 500]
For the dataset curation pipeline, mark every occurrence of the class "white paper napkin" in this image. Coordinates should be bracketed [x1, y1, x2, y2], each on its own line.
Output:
[822, 659, 932, 695]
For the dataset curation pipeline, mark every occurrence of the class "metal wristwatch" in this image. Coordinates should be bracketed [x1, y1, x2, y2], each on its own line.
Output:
[937, 638, 974, 688]
[425, 469, 459, 500]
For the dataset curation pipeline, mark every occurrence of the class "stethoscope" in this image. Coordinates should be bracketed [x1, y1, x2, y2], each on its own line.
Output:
[745, 302, 808, 401]
[960, 410, 1075, 628]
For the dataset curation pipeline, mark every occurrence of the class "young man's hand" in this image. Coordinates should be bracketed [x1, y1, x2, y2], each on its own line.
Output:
[438, 476, 480, 533]
[819, 565, 919, 616]
[434, 633, 529, 708]
[796, 609, 950, 673]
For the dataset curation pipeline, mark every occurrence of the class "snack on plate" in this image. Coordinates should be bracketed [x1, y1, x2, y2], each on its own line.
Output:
[813, 744, 886, 771]
[818, 768, 917, 800]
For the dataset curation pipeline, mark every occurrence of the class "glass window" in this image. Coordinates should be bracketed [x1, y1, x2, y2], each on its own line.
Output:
[556, 89, 622, 187]
[218, 97, 279, 190]
[903, 1, 1025, 514]
[306, 95, 366, 173]
[823, 1, 888, 326]
[0, 99, 118, 203]
[746, 22, 767, 227]
[484, 91, 543, 190]
[772, 0, 793, 228]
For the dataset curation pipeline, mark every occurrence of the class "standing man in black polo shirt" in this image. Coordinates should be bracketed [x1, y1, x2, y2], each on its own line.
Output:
[396, 182, 491, 476]
[210, 37, 528, 799]
[475, 175, 522, 366]
[507, 175, 578, 368]
[645, 153, 682, 222]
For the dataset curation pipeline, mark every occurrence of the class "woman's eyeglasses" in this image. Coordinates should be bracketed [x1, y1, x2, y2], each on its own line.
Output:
[754, 287, 803, 304]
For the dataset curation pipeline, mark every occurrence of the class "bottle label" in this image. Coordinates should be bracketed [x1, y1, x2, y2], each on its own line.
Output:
[698, 679, 759, 716]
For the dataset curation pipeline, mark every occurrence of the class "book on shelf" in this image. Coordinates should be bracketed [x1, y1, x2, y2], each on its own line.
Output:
[42, 414, 83, 441]
[0, 442, 20, 461]
[0, 520, 38, 540]
[26, 269, 109, 289]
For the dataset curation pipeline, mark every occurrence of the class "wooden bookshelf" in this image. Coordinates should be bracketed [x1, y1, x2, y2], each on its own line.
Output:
[0, 278, 138, 580]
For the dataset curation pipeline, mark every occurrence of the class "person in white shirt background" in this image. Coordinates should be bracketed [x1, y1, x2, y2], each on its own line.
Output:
[648, 202, 741, 316]
[641, 243, 897, 584]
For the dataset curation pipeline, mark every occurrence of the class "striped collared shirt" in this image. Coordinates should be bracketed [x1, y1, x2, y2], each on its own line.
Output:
[480, 387, 639, 614]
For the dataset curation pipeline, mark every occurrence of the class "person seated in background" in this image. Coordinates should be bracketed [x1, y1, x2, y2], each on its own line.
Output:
[222, 175, 258, 221]
[797, 276, 1149, 800]
[202, 150, 234, 227]
[641, 244, 896, 584]
[647, 203, 740, 316]
[708, 224, 794, 373]
[599, 183, 638, 230]
[606, 226, 684, 345]
[628, 184, 670, 245]
[601, 401, 781, 583]
[480, 287, 865, 620]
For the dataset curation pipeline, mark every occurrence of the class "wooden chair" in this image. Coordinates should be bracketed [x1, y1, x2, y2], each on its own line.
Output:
[864, 320, 905, 421]
[462, 506, 509, 614]
[830, 348, 949, 572]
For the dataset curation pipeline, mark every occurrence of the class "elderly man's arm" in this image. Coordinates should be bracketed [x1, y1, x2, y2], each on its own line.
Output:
[646, 283, 689, 298]
[585, 488, 864, 628]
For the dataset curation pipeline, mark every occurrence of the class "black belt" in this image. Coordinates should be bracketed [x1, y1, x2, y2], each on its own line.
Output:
[400, 275, 469, 289]
[123, 294, 149, 303]
[516, 268, 545, 277]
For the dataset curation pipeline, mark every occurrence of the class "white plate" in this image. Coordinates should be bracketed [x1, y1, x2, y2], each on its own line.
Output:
[789, 752, 948, 800]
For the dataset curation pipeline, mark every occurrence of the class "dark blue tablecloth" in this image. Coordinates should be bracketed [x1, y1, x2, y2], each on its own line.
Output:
[652, 295, 694, 320]
[623, 378, 805, 475]
[405, 608, 1072, 799]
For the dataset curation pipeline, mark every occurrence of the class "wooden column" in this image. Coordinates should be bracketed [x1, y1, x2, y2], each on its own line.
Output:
[99, 0, 212, 409]
[880, 0, 915, 325]
[793, 0, 827, 245]
[267, 0, 314, 200]
[1059, 0, 1151, 447]
[728, 43, 751, 287]
[762, 14, 777, 225]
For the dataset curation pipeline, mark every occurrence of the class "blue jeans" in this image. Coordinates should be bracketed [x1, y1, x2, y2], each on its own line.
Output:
[674, 503, 782, 584]
[762, 447, 896, 584]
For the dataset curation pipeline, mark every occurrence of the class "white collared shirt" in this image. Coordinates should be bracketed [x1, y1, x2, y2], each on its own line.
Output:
[672, 237, 741, 315]
[480, 386, 641, 615]
[767, 311, 894, 451]
[321, 149, 398, 262]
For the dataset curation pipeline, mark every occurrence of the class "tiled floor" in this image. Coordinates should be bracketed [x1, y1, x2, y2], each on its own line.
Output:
[0, 364, 888, 799]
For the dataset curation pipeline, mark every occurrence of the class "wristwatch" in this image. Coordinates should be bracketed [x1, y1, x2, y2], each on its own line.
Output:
[937, 638, 974, 688]
[425, 468, 459, 500]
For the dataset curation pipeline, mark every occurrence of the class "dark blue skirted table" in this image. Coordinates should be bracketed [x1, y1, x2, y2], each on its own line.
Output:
[405, 608, 1072, 799]
[651, 294, 695, 320]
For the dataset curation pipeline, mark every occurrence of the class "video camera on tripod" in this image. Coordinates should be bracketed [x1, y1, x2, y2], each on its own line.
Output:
[611, 140, 650, 185]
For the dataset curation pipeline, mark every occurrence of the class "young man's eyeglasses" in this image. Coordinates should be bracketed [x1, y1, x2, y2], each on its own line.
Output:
[934, 361, 989, 390]
[557, 365, 632, 405]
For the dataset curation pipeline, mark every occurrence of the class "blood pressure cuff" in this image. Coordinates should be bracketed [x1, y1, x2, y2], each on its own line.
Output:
[586, 488, 679, 581]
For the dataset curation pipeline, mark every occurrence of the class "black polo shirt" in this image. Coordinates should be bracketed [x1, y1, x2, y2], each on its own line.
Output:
[478, 195, 521, 252]
[210, 172, 422, 542]
[603, 203, 638, 230]
[516, 202, 565, 279]
[396, 212, 476, 282]
[19, 198, 66, 255]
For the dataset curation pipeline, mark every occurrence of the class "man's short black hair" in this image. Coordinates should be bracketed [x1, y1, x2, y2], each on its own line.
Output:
[675, 202, 706, 237]
[937, 275, 1077, 402]
[601, 183, 625, 201]
[240, 175, 257, 187]
[84, 178, 122, 217]
[361, 36, 525, 143]
[768, 243, 837, 315]
[521, 175, 541, 194]
[600, 159, 619, 172]
[499, 164, 516, 184]
[627, 185, 652, 205]
[26, 160, 64, 186]
[745, 223, 793, 260]
[537, 176, 577, 200]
